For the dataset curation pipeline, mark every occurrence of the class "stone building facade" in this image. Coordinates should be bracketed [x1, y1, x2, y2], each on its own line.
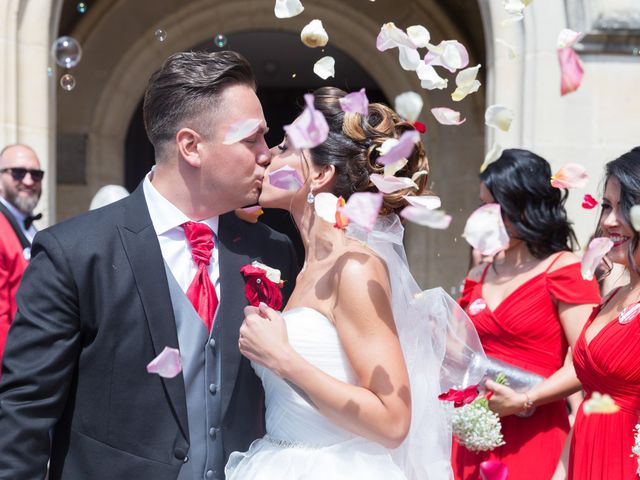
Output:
[0, 0, 638, 291]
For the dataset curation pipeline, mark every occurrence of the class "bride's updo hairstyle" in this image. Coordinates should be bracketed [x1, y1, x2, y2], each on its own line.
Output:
[309, 86, 429, 216]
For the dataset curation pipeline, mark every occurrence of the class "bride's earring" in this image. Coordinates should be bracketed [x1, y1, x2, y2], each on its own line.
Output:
[306, 189, 315, 204]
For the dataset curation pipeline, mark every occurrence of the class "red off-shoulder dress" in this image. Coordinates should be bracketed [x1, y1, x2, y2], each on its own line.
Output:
[569, 289, 640, 479]
[453, 254, 600, 480]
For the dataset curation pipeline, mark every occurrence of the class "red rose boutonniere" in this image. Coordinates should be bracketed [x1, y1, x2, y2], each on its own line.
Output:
[240, 261, 284, 310]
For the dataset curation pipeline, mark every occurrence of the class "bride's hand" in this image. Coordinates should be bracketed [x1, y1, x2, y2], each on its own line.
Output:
[238, 303, 293, 376]
[485, 379, 529, 417]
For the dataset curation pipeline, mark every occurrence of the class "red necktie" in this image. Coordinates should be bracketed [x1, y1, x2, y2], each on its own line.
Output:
[182, 222, 218, 331]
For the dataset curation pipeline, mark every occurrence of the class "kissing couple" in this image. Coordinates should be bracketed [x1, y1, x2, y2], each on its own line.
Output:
[0, 50, 463, 480]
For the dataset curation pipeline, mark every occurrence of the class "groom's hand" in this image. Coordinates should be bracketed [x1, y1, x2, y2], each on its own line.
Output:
[238, 304, 293, 377]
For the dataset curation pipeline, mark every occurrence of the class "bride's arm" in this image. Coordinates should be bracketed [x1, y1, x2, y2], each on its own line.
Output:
[238, 254, 411, 449]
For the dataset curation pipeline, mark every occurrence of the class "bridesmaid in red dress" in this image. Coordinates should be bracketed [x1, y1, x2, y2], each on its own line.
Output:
[568, 147, 640, 479]
[453, 149, 600, 480]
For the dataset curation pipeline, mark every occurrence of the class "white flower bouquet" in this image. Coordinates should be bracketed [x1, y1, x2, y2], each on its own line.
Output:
[632, 423, 640, 476]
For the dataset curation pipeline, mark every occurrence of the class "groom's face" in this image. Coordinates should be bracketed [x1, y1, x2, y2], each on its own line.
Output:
[198, 84, 271, 210]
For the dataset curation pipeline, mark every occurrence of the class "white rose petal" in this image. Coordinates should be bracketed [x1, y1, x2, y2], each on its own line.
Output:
[451, 64, 482, 101]
[394, 91, 423, 122]
[406, 25, 431, 48]
[431, 107, 466, 126]
[313, 56, 335, 79]
[485, 104, 514, 132]
[301, 19, 328, 48]
[417, 63, 448, 90]
[274, 0, 304, 18]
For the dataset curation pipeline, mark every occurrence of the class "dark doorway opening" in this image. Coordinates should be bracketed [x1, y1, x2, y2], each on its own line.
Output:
[124, 30, 387, 263]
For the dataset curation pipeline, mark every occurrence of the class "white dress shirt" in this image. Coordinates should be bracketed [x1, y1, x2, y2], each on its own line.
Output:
[0, 196, 37, 243]
[142, 172, 221, 300]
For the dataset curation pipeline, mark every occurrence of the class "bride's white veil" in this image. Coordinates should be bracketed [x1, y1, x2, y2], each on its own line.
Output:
[346, 214, 484, 480]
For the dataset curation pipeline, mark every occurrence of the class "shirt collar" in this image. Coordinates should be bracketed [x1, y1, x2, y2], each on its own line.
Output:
[142, 170, 219, 237]
[0, 196, 27, 224]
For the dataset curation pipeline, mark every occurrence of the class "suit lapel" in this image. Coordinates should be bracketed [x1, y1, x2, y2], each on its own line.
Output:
[117, 185, 189, 440]
[0, 202, 30, 248]
[218, 213, 252, 417]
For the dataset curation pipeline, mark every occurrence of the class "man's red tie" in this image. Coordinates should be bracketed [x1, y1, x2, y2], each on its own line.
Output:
[182, 222, 218, 331]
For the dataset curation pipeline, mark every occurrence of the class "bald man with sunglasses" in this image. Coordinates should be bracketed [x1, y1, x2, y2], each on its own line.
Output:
[0, 144, 44, 370]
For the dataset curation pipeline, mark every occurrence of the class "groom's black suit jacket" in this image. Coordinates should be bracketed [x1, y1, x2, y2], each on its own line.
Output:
[0, 184, 299, 479]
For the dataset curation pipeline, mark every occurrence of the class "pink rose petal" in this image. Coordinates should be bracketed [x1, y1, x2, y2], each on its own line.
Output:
[339, 88, 369, 115]
[480, 460, 508, 480]
[551, 163, 588, 189]
[401, 205, 451, 229]
[222, 118, 262, 145]
[404, 194, 441, 210]
[424, 40, 469, 73]
[339, 192, 383, 232]
[284, 94, 329, 149]
[581, 237, 613, 281]
[431, 107, 466, 126]
[146, 346, 182, 378]
[558, 47, 584, 96]
[463, 203, 510, 256]
[376, 22, 416, 51]
[370, 173, 417, 194]
[377, 130, 421, 166]
[557, 29, 584, 49]
[268, 165, 304, 191]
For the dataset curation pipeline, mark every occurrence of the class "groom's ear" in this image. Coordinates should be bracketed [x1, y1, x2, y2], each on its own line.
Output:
[310, 164, 336, 192]
[176, 127, 203, 168]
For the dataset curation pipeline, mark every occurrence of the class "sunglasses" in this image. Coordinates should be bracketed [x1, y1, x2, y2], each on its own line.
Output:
[0, 167, 45, 182]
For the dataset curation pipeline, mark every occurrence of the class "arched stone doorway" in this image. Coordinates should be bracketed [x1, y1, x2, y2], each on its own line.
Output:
[53, 0, 488, 290]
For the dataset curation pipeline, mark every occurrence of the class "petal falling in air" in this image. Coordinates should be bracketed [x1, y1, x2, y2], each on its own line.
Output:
[551, 163, 588, 189]
[451, 64, 482, 101]
[581, 194, 598, 210]
[235, 205, 264, 223]
[406, 25, 431, 48]
[431, 107, 466, 126]
[222, 118, 262, 145]
[581, 237, 613, 281]
[376, 130, 421, 166]
[480, 460, 509, 480]
[313, 56, 335, 79]
[283, 94, 329, 149]
[480, 143, 503, 173]
[339, 88, 369, 115]
[404, 194, 441, 210]
[376, 22, 416, 51]
[314, 192, 340, 224]
[417, 63, 449, 90]
[146, 346, 182, 378]
[268, 165, 305, 191]
[300, 19, 329, 48]
[370, 173, 418, 194]
[583, 392, 621, 415]
[339, 192, 384, 232]
[401, 205, 452, 229]
[395, 91, 424, 122]
[495, 38, 517, 60]
[558, 47, 584, 96]
[630, 205, 640, 231]
[463, 203, 510, 256]
[424, 40, 469, 73]
[274, 0, 304, 18]
[485, 105, 514, 132]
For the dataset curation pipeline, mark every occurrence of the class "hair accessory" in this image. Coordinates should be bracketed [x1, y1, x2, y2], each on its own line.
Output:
[306, 190, 315, 204]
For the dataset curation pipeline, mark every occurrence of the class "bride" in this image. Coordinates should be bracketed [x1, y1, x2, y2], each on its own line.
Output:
[226, 87, 454, 479]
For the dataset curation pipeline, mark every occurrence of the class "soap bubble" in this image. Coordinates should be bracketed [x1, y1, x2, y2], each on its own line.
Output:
[60, 73, 77, 92]
[51, 36, 83, 69]
[155, 29, 167, 42]
[214, 34, 227, 48]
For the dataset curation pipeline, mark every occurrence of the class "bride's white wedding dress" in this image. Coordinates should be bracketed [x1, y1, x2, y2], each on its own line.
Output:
[226, 215, 476, 480]
[225, 307, 408, 479]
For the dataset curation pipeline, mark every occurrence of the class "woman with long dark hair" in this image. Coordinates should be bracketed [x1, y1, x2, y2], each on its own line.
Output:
[453, 149, 600, 479]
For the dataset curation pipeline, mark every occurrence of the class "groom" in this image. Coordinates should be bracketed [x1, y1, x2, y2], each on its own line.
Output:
[0, 51, 298, 480]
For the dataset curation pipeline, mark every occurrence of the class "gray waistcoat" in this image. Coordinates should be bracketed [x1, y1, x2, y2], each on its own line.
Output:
[165, 264, 225, 480]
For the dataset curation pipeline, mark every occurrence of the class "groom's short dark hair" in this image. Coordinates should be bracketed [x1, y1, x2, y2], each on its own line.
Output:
[143, 50, 256, 154]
